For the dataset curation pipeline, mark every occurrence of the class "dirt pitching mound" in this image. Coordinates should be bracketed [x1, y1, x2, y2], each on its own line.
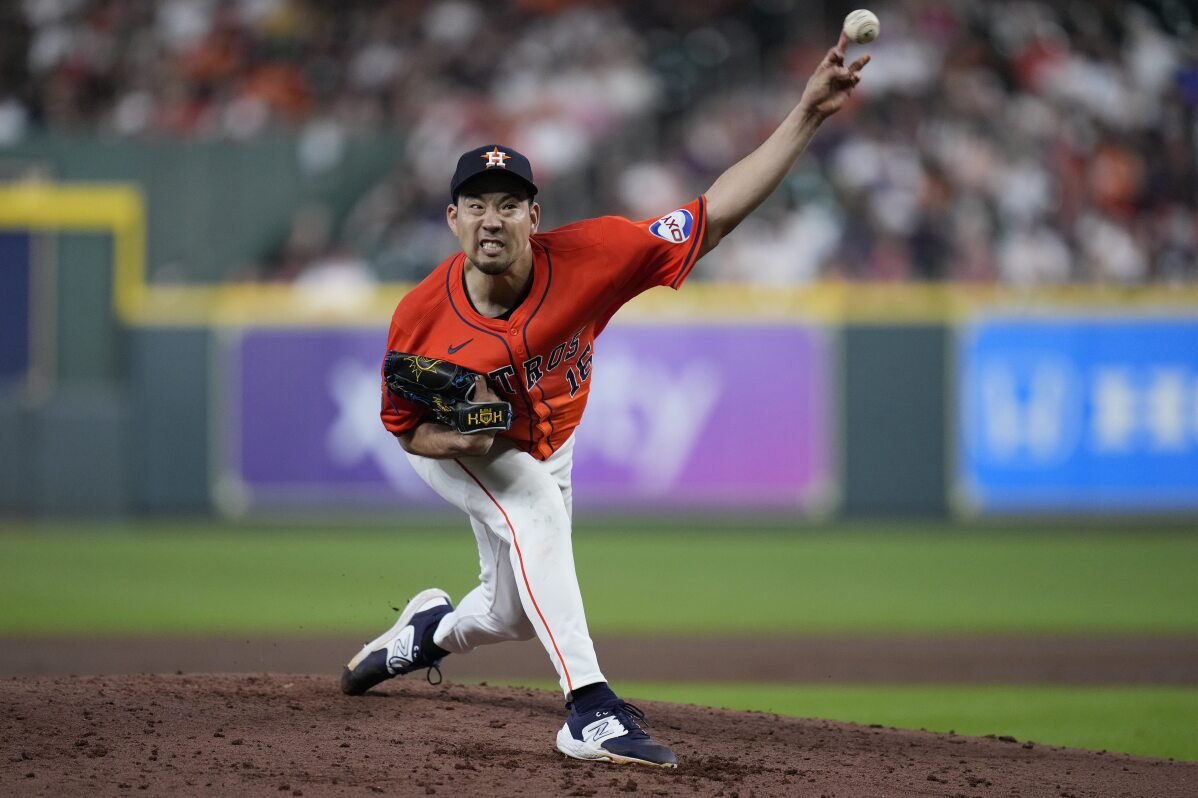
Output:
[2, 674, 1194, 797]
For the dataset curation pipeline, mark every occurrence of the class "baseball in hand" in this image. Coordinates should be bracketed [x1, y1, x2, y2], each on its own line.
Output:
[843, 9, 880, 44]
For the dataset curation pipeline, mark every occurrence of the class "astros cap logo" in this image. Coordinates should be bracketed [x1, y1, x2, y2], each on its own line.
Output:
[451, 144, 537, 201]
[482, 147, 511, 169]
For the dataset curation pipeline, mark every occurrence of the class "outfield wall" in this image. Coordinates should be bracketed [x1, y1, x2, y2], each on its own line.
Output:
[2, 179, 1198, 519]
[5, 311, 1196, 519]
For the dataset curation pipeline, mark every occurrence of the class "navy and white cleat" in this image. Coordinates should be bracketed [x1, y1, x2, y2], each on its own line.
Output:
[556, 700, 678, 768]
[340, 588, 453, 696]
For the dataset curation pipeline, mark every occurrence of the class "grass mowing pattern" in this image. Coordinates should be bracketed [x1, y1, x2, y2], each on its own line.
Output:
[495, 680, 1198, 762]
[1, 521, 1196, 635]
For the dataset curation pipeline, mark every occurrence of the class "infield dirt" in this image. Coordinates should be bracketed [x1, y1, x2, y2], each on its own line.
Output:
[3, 673, 1196, 798]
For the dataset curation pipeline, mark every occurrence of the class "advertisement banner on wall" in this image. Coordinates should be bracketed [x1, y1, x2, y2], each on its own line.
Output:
[0, 233, 31, 382]
[217, 325, 832, 514]
[956, 317, 1198, 513]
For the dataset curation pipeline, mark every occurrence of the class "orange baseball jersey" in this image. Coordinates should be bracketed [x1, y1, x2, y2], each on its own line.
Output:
[381, 195, 707, 460]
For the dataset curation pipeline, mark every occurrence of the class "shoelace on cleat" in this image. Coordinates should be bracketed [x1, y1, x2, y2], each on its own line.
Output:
[425, 663, 443, 685]
[610, 702, 652, 739]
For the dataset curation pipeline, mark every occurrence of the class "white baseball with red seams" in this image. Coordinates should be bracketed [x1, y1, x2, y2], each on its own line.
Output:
[843, 9, 880, 44]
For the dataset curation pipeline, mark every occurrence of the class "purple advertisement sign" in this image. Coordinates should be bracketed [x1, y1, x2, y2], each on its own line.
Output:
[218, 325, 831, 512]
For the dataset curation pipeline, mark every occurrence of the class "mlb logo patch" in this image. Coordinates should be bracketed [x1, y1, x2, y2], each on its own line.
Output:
[649, 209, 694, 244]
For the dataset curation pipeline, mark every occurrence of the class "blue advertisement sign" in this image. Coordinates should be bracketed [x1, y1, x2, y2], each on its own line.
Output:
[957, 318, 1198, 512]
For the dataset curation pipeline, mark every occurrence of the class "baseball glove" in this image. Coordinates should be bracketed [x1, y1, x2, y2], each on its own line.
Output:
[383, 351, 513, 435]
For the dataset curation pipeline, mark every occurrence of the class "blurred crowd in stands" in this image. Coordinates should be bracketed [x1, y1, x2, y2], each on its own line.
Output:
[2, 0, 1196, 284]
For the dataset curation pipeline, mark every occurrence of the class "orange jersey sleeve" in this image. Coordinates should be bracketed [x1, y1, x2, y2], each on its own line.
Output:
[599, 195, 707, 303]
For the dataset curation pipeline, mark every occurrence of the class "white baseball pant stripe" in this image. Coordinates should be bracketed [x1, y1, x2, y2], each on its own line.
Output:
[404, 434, 605, 696]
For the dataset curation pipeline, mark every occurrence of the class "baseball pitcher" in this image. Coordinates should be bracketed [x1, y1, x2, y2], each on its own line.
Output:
[340, 32, 870, 768]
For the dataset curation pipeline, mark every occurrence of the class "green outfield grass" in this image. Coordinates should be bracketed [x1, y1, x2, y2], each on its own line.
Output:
[635, 683, 1198, 762]
[0, 519, 1196, 635]
[498, 680, 1198, 762]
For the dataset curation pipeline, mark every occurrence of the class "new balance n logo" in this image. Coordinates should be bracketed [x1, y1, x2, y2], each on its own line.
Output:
[387, 627, 415, 673]
[581, 717, 626, 743]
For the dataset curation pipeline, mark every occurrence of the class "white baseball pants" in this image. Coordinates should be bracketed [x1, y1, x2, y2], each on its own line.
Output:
[404, 434, 606, 697]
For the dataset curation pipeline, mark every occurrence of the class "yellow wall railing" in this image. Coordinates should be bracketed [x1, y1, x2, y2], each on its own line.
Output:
[0, 182, 145, 322]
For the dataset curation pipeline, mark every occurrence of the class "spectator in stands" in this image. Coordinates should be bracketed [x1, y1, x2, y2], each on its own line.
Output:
[2, 0, 1194, 284]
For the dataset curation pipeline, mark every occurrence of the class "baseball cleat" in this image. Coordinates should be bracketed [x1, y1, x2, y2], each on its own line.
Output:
[340, 588, 453, 696]
[556, 700, 678, 768]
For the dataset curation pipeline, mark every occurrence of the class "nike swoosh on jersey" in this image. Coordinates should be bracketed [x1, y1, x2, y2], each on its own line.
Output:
[448, 339, 474, 354]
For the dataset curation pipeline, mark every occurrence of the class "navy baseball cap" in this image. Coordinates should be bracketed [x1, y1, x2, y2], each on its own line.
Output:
[450, 144, 538, 202]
